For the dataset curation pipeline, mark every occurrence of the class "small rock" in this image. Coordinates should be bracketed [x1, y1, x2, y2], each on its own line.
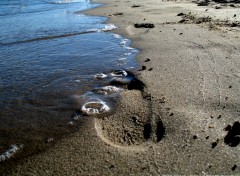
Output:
[232, 164, 237, 171]
[132, 5, 140, 8]
[177, 13, 185, 16]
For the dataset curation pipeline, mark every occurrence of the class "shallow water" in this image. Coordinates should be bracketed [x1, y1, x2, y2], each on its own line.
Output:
[0, 0, 138, 165]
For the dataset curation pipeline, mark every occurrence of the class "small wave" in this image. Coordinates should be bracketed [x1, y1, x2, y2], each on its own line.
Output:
[0, 24, 117, 46]
[44, 0, 82, 4]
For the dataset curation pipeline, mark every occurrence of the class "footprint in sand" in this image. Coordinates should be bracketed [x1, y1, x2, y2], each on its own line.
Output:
[94, 90, 165, 150]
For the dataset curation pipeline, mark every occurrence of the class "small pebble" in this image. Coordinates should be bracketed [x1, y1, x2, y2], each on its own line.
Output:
[232, 164, 237, 171]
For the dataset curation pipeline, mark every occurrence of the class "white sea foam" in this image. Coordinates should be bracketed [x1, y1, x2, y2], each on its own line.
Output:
[120, 39, 128, 46]
[102, 24, 117, 31]
[72, 114, 82, 121]
[53, 0, 78, 4]
[118, 58, 127, 61]
[125, 47, 134, 50]
[0, 144, 23, 162]
[124, 52, 132, 56]
[111, 69, 128, 77]
[113, 34, 122, 39]
[81, 99, 110, 115]
[68, 121, 75, 126]
[94, 86, 123, 95]
[88, 24, 117, 33]
[94, 73, 108, 79]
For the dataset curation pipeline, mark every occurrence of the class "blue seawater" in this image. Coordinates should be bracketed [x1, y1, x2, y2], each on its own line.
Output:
[0, 0, 138, 164]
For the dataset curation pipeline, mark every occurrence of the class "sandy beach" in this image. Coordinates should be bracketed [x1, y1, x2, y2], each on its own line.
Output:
[7, 0, 240, 175]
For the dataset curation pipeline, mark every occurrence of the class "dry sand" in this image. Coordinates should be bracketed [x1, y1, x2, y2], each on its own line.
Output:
[7, 0, 240, 175]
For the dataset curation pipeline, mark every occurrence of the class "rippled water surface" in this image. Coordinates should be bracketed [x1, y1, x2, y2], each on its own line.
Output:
[0, 0, 138, 166]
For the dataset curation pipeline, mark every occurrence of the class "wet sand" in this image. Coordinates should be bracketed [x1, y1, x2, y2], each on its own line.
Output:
[8, 0, 240, 175]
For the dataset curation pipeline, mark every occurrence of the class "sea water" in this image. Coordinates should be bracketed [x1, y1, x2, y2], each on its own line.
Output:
[0, 0, 138, 165]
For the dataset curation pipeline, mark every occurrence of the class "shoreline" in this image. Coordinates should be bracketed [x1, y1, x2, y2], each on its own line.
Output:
[9, 0, 240, 175]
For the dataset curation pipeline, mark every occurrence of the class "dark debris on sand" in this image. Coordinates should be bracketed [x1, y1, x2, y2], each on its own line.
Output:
[134, 23, 155, 28]
[224, 121, 240, 147]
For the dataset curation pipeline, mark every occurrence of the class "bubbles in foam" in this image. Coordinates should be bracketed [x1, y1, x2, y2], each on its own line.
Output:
[81, 99, 110, 115]
[94, 86, 123, 95]
[0, 144, 23, 162]
[94, 73, 108, 79]
[111, 69, 128, 77]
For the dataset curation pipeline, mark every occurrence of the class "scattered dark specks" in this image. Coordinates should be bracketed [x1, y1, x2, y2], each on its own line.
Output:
[208, 165, 212, 168]
[159, 97, 166, 103]
[138, 66, 146, 71]
[233, 14, 236, 18]
[206, 136, 209, 140]
[169, 113, 174, 116]
[109, 12, 123, 16]
[179, 33, 183, 35]
[217, 115, 222, 119]
[225, 97, 229, 100]
[148, 68, 153, 71]
[160, 31, 162, 32]
[205, 9, 208, 11]
[174, 29, 176, 30]
[211, 139, 219, 149]
[222, 106, 226, 109]
[144, 58, 150, 62]
[109, 165, 115, 169]
[193, 135, 198, 139]
[224, 125, 232, 131]
[232, 164, 237, 171]
[179, 19, 186, 23]
[211, 116, 214, 119]
[229, 85, 232, 88]
[224, 121, 240, 147]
